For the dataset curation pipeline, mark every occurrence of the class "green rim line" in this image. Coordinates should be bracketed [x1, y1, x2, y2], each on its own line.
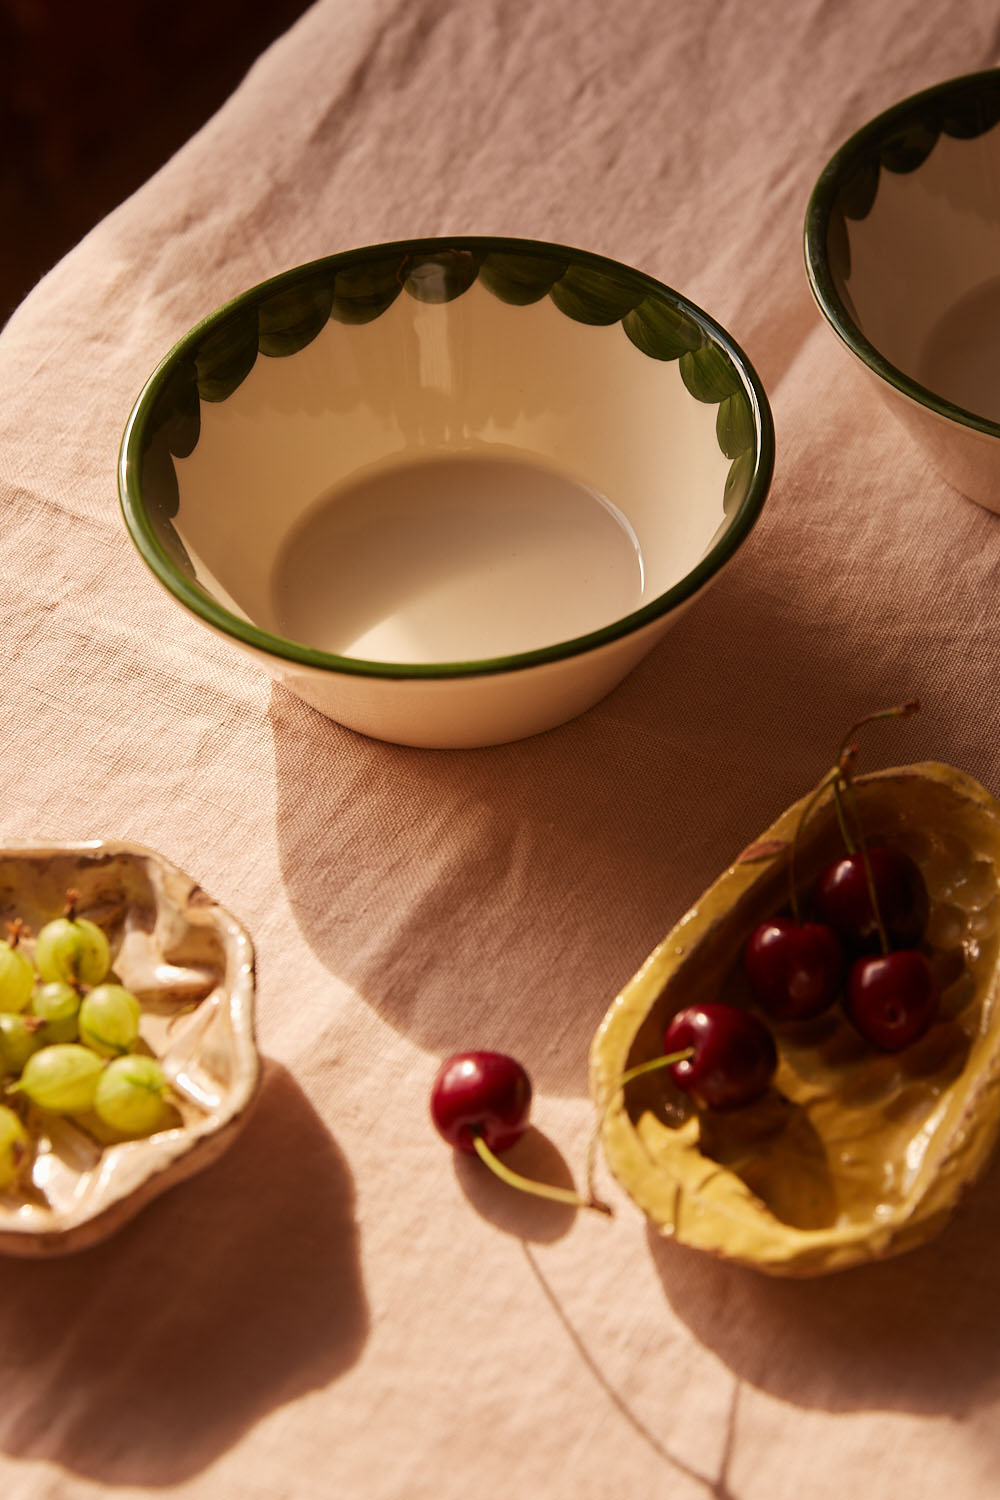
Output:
[804, 68, 1000, 441]
[119, 235, 774, 682]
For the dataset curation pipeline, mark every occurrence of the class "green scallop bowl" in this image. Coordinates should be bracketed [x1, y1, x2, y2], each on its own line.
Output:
[805, 71, 1000, 510]
[119, 237, 773, 747]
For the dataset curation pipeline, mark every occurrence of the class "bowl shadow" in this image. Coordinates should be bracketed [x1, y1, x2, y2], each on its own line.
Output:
[0, 1059, 369, 1486]
[646, 1145, 1000, 1417]
[267, 516, 974, 1096]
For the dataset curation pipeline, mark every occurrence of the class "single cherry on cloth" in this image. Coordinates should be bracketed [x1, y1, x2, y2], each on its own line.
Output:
[815, 844, 929, 954]
[430, 1050, 611, 1215]
[663, 1003, 777, 1110]
[430, 1051, 531, 1153]
[745, 917, 845, 1020]
[846, 949, 940, 1051]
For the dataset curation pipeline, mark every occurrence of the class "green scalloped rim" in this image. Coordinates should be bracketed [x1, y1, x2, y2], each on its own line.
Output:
[119, 236, 773, 681]
[804, 68, 1000, 440]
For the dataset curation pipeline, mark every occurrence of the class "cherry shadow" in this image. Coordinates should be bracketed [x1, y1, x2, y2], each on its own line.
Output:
[451, 1125, 599, 1243]
[647, 1145, 1000, 1417]
[521, 1239, 740, 1500]
[0, 1060, 368, 1485]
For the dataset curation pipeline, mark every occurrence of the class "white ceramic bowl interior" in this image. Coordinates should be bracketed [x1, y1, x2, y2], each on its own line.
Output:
[120, 239, 773, 747]
[805, 70, 1000, 510]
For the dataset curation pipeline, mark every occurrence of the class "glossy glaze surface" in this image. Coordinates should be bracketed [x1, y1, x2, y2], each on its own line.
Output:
[271, 455, 645, 663]
[591, 763, 1000, 1275]
[805, 71, 1000, 510]
[120, 237, 773, 746]
[0, 842, 258, 1256]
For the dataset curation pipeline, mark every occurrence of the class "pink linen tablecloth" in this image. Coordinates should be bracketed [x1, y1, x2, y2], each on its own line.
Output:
[3, 1, 1000, 1496]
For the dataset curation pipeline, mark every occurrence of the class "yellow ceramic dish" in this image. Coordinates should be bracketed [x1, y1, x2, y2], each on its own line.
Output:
[590, 762, 1000, 1275]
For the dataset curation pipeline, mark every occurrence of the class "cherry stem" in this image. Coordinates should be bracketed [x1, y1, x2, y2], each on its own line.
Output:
[613, 1048, 696, 1091]
[789, 767, 841, 923]
[835, 700, 919, 768]
[831, 747, 858, 853]
[584, 1047, 695, 1205]
[785, 707, 917, 926]
[838, 763, 890, 955]
[471, 1132, 613, 1216]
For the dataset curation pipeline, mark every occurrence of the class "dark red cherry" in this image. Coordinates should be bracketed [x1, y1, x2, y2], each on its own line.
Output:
[815, 845, 929, 953]
[663, 1003, 777, 1110]
[430, 1051, 531, 1154]
[744, 917, 845, 1020]
[846, 950, 939, 1051]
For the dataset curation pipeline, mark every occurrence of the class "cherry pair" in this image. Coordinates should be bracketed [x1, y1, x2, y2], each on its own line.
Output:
[745, 840, 935, 1049]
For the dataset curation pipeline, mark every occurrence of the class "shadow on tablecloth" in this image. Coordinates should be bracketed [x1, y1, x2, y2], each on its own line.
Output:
[647, 1146, 1000, 1416]
[0, 1060, 368, 1484]
[268, 672, 680, 1095]
[266, 522, 963, 1097]
[449, 1124, 596, 1243]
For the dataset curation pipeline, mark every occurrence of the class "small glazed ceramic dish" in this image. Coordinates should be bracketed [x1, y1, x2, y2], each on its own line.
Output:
[805, 70, 1000, 511]
[119, 237, 773, 748]
[0, 842, 258, 1256]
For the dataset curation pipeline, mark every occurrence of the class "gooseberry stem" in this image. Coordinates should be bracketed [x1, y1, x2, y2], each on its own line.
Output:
[471, 1132, 613, 1216]
[5, 919, 24, 949]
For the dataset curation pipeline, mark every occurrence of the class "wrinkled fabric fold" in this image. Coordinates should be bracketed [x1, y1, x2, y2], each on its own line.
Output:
[2, 1, 1000, 1496]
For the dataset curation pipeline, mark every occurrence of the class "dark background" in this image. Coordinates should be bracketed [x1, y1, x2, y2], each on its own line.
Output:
[0, 0, 315, 325]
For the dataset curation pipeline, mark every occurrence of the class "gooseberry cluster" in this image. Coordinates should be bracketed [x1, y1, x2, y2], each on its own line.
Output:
[0, 891, 171, 1193]
[430, 702, 939, 1211]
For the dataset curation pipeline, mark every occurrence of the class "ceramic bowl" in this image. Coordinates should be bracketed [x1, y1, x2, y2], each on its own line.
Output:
[119, 237, 773, 748]
[805, 70, 1000, 511]
[590, 762, 1000, 1276]
[0, 842, 258, 1256]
